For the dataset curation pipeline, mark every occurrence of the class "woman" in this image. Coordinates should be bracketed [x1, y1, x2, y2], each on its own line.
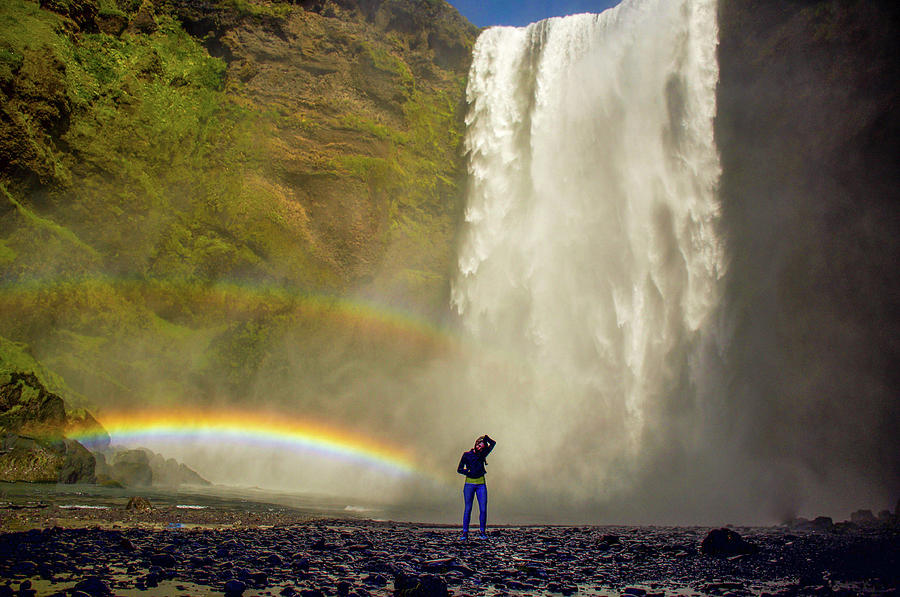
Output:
[457, 434, 496, 540]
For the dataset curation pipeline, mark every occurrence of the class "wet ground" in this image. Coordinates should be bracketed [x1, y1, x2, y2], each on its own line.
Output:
[1, 485, 898, 596]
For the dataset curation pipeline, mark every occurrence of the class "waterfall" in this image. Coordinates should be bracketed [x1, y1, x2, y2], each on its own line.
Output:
[451, 0, 722, 506]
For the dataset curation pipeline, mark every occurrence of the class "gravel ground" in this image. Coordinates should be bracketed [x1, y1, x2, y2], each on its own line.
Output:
[1, 502, 898, 597]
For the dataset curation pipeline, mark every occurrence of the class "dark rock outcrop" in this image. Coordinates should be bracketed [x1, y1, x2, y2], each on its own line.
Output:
[785, 516, 834, 533]
[0, 433, 95, 483]
[0, 337, 102, 483]
[0, 372, 66, 434]
[39, 0, 99, 32]
[700, 528, 758, 557]
[95, 446, 210, 487]
[851, 510, 878, 525]
[716, 0, 900, 517]
[146, 451, 211, 486]
[108, 449, 153, 486]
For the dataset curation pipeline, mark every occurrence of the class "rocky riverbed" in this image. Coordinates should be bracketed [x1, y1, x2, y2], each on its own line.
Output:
[1, 499, 898, 597]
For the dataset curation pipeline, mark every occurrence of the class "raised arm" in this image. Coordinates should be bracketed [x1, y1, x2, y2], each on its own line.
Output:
[481, 435, 496, 457]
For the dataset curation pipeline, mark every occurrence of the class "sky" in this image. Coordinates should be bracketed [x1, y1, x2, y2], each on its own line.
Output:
[447, 0, 621, 28]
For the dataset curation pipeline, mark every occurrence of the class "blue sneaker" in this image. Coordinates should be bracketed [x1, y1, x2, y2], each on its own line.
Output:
[459, 534, 468, 541]
[478, 533, 488, 540]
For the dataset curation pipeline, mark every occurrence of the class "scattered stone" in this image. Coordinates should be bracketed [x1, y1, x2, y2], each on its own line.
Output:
[73, 576, 111, 596]
[1, 515, 898, 597]
[394, 573, 449, 597]
[11, 560, 38, 576]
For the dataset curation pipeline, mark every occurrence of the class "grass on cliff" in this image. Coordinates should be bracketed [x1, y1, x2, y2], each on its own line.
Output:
[0, 334, 91, 416]
[0, 0, 469, 417]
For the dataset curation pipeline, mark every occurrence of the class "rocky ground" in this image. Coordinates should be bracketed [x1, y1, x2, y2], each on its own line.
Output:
[1, 501, 898, 597]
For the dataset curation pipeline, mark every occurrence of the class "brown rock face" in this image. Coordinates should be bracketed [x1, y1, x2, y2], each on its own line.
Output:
[0, 372, 67, 435]
[0, 435, 95, 483]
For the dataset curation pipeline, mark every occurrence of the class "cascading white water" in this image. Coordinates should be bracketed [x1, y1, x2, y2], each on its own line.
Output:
[452, 0, 722, 505]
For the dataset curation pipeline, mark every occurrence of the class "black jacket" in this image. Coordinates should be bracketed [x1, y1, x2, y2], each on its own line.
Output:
[457, 436, 496, 479]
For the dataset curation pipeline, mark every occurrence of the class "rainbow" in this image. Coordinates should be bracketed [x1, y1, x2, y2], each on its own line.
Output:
[69, 409, 433, 481]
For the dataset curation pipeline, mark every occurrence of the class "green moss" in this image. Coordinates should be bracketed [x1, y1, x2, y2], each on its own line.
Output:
[0, 335, 74, 402]
[0, 241, 15, 266]
[97, 0, 126, 18]
[338, 113, 407, 143]
[220, 0, 291, 20]
[0, 0, 65, 54]
[0, 0, 474, 411]
[1, 183, 100, 260]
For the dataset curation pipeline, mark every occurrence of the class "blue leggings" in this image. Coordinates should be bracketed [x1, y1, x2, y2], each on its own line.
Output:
[462, 483, 487, 536]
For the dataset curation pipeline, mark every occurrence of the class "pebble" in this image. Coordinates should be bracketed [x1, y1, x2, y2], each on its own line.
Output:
[224, 578, 246, 596]
[0, 520, 896, 596]
[149, 552, 177, 567]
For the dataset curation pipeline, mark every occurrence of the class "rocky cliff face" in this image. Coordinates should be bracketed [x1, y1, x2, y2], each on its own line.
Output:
[1, 0, 475, 305]
[0, 0, 476, 412]
[0, 336, 103, 483]
[715, 0, 900, 513]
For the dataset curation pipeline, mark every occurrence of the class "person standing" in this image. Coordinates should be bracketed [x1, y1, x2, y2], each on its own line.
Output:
[457, 434, 496, 540]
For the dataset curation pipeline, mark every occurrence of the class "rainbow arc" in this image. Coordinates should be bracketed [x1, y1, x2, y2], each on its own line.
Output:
[69, 409, 432, 481]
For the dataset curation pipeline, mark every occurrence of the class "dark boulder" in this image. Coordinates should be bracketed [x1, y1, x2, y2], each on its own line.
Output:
[393, 572, 448, 597]
[224, 579, 246, 597]
[73, 576, 111, 596]
[700, 528, 758, 557]
[125, 496, 152, 512]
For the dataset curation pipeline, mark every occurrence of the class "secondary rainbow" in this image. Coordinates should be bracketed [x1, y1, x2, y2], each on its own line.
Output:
[69, 409, 430, 480]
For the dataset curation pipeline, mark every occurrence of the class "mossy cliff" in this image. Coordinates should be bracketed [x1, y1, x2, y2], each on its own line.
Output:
[0, 335, 103, 482]
[1, 0, 475, 303]
[0, 0, 477, 414]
